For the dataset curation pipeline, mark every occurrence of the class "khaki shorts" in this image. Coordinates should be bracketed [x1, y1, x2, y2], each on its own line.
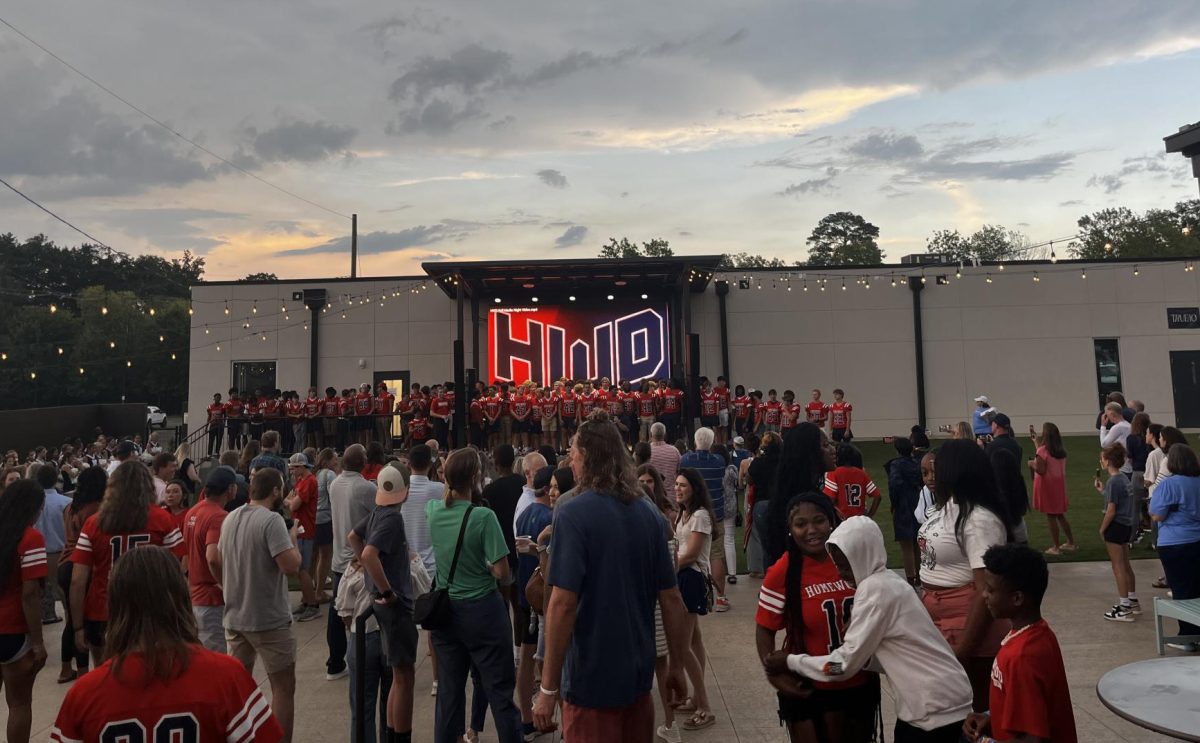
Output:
[709, 517, 725, 566]
[542, 416, 558, 432]
[226, 625, 296, 674]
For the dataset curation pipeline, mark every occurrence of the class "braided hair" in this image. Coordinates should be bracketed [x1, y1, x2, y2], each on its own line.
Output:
[782, 492, 842, 644]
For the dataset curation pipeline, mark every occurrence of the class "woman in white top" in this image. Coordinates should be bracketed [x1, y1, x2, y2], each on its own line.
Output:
[915, 439, 1010, 713]
[672, 468, 716, 731]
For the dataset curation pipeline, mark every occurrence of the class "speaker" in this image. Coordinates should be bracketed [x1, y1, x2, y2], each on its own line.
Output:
[686, 333, 701, 424]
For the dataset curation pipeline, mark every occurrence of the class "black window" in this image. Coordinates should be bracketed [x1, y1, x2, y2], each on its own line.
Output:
[1093, 339, 1122, 410]
[232, 361, 277, 396]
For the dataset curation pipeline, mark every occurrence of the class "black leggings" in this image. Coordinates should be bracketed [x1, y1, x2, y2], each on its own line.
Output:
[57, 561, 89, 670]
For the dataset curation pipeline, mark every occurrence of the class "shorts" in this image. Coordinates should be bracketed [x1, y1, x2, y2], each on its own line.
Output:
[297, 537, 314, 571]
[542, 417, 558, 433]
[373, 602, 419, 667]
[700, 415, 719, 428]
[562, 417, 577, 431]
[735, 417, 751, 435]
[562, 693, 654, 742]
[84, 619, 107, 649]
[0, 633, 31, 665]
[709, 517, 726, 567]
[315, 520, 333, 546]
[512, 602, 537, 645]
[718, 409, 729, 427]
[894, 718, 966, 743]
[226, 625, 296, 674]
[1103, 522, 1133, 545]
[193, 605, 227, 653]
[528, 419, 542, 434]
[778, 673, 880, 724]
[832, 428, 851, 442]
[922, 584, 1010, 657]
[677, 568, 709, 615]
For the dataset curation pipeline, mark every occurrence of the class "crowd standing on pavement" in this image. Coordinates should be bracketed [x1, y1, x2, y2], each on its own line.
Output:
[1, 378, 1197, 743]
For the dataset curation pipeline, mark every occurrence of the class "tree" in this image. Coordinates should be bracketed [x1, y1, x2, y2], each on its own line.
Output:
[1069, 200, 1199, 259]
[806, 212, 882, 266]
[926, 224, 1026, 262]
[243, 272, 279, 281]
[718, 252, 799, 268]
[598, 237, 673, 259]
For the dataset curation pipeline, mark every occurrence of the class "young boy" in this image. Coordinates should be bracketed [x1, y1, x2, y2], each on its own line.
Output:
[885, 437, 923, 587]
[963, 544, 1077, 743]
[805, 389, 829, 429]
[829, 388, 853, 442]
[732, 385, 752, 439]
[780, 390, 803, 432]
[759, 389, 783, 434]
[822, 444, 881, 519]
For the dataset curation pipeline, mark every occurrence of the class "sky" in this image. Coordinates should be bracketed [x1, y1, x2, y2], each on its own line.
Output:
[1, 1, 1199, 280]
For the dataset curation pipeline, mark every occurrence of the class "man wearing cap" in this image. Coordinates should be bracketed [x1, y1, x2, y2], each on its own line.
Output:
[349, 464, 417, 743]
[285, 453, 321, 622]
[185, 465, 236, 652]
[971, 395, 997, 439]
[105, 440, 137, 475]
[986, 413, 1030, 542]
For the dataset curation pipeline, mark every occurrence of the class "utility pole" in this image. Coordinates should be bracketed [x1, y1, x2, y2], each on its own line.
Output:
[351, 213, 358, 278]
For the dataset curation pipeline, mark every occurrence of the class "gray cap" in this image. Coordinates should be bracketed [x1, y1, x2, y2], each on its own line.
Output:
[287, 453, 313, 468]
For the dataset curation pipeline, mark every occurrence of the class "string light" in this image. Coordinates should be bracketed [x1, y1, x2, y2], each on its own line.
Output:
[568, 295, 576, 302]
[1033, 272, 1040, 283]
[1104, 242, 1114, 253]
[281, 303, 287, 313]
[998, 263, 1005, 271]
[864, 277, 871, 290]
[531, 297, 539, 303]
[101, 306, 108, 315]
[920, 269, 927, 284]
[126, 360, 132, 368]
[820, 281, 826, 292]
[1081, 268, 1087, 279]
[149, 307, 156, 316]
[204, 325, 210, 335]
[890, 274, 897, 288]
[260, 333, 267, 341]
[242, 319, 251, 329]
[640, 293, 649, 300]
[840, 279, 847, 291]
[216, 344, 221, 351]
[159, 335, 165, 343]
[223, 302, 230, 315]
[188, 305, 194, 316]
[303, 322, 309, 331]
[109, 341, 116, 349]
[803, 280, 808, 292]
[1049, 241, 1057, 263]
[986, 274, 993, 284]
[29, 371, 36, 380]
[49, 303, 57, 314]
[170, 353, 176, 360]
[1, 352, 6, 361]
[341, 310, 347, 319]
[57, 347, 63, 355]
[1133, 265, 1140, 277]
[607, 294, 615, 301]
[79, 367, 84, 375]
[955, 262, 962, 280]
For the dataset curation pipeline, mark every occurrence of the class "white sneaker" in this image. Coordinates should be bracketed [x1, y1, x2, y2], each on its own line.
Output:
[325, 667, 349, 681]
[1166, 642, 1199, 652]
[430, 681, 439, 697]
[657, 723, 682, 743]
[1103, 604, 1134, 622]
[1127, 599, 1143, 615]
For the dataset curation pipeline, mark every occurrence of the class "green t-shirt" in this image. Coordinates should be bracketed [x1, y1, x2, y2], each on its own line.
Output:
[425, 498, 509, 600]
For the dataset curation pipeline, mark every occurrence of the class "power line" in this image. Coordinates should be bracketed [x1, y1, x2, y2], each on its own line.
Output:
[0, 15, 352, 221]
[0, 176, 115, 250]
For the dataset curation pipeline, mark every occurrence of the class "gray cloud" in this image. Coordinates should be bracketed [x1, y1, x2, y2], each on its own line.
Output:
[1087, 152, 1180, 193]
[722, 28, 749, 46]
[1059, 199, 1084, 207]
[844, 131, 1074, 181]
[536, 169, 569, 188]
[389, 44, 513, 103]
[778, 166, 840, 196]
[554, 224, 588, 248]
[243, 120, 358, 163]
[847, 133, 925, 161]
[277, 227, 451, 256]
[387, 97, 488, 135]
[99, 207, 243, 252]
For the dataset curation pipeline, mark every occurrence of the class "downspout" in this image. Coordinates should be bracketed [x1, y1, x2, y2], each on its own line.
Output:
[908, 276, 927, 429]
[716, 280, 731, 380]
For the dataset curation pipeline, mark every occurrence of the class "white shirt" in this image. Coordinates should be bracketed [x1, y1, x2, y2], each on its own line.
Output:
[513, 485, 536, 535]
[153, 477, 167, 505]
[1146, 447, 1167, 497]
[674, 508, 712, 575]
[917, 499, 1006, 587]
[1100, 419, 1131, 448]
[402, 474, 444, 576]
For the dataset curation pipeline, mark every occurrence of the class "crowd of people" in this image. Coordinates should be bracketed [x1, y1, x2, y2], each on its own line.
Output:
[0, 382, 1197, 743]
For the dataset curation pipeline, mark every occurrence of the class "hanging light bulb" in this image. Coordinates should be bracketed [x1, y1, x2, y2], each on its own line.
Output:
[281, 302, 288, 313]
[1133, 265, 1140, 277]
[820, 281, 826, 292]
[159, 335, 165, 343]
[997, 263, 1005, 271]
[985, 274, 993, 284]
[284, 313, 290, 321]
[252, 302, 258, 314]
[109, 340, 116, 349]
[1033, 272, 1040, 283]
[303, 322, 309, 331]
[864, 277, 871, 290]
[1049, 241, 1057, 263]
[341, 310, 347, 319]
[126, 360, 132, 368]
[956, 262, 963, 279]
[920, 269, 927, 284]
[0, 352, 6, 360]
[79, 367, 84, 375]
[216, 344, 221, 351]
[188, 305, 194, 316]
[101, 306, 108, 315]
[243, 320, 251, 330]
[204, 325, 210, 335]
[840, 279, 847, 291]
[1081, 268, 1087, 279]
[260, 333, 267, 341]
[890, 274, 897, 288]
[57, 347, 63, 355]
[223, 302, 230, 315]
[149, 307, 156, 316]
[30, 371, 36, 380]
[170, 353, 176, 360]
[803, 281, 808, 292]
[50, 303, 57, 314]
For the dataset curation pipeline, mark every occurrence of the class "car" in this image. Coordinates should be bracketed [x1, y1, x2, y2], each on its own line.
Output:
[146, 406, 168, 428]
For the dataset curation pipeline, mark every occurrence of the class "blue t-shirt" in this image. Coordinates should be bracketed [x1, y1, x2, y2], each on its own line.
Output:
[1150, 475, 1200, 547]
[515, 502, 553, 609]
[680, 450, 726, 520]
[548, 490, 677, 709]
[37, 490, 71, 553]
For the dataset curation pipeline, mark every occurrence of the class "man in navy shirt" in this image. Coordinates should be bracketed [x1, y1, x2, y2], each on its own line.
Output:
[534, 412, 688, 742]
[680, 427, 731, 611]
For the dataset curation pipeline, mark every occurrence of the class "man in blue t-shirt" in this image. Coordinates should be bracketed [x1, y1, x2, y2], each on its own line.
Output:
[680, 427, 730, 611]
[534, 416, 688, 741]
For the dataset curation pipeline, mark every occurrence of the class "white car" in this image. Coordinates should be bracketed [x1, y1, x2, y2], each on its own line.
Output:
[146, 406, 168, 428]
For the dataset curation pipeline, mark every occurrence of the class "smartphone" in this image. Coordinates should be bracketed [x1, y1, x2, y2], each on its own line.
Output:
[1095, 468, 1103, 480]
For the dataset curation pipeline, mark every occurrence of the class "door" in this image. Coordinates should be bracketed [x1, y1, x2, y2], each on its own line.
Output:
[1169, 351, 1200, 427]
[374, 371, 409, 438]
[1093, 339, 1123, 411]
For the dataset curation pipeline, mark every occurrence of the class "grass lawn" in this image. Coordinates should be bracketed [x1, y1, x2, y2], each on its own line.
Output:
[732, 434, 1175, 572]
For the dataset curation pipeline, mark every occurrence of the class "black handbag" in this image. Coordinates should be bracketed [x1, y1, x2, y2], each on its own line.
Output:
[413, 504, 474, 630]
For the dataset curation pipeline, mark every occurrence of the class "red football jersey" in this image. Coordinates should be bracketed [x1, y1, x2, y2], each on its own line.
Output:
[733, 395, 752, 420]
[285, 400, 303, 419]
[243, 398, 260, 416]
[805, 401, 829, 425]
[699, 390, 719, 417]
[223, 399, 244, 418]
[661, 389, 682, 414]
[291, 474, 318, 539]
[781, 403, 803, 429]
[761, 400, 783, 425]
[321, 397, 340, 417]
[262, 399, 281, 418]
[755, 552, 867, 690]
[206, 403, 225, 424]
[339, 396, 354, 415]
[483, 395, 503, 419]
[714, 385, 731, 410]
[989, 620, 1077, 743]
[469, 398, 484, 424]
[373, 392, 394, 415]
[430, 395, 452, 417]
[184, 499, 226, 607]
[539, 396, 559, 419]
[355, 392, 373, 415]
[0, 527, 47, 633]
[304, 397, 321, 417]
[605, 393, 624, 417]
[829, 401, 852, 429]
[51, 646, 284, 743]
[559, 393, 578, 418]
[510, 394, 531, 419]
[409, 417, 430, 440]
[822, 466, 879, 518]
[579, 393, 597, 416]
[72, 508, 186, 621]
[636, 391, 657, 417]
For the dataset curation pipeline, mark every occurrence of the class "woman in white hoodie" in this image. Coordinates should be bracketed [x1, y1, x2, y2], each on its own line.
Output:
[765, 516, 973, 743]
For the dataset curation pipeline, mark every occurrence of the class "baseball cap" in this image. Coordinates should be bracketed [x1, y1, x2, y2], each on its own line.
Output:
[733, 436, 745, 446]
[974, 395, 990, 404]
[992, 413, 1012, 429]
[204, 465, 238, 495]
[287, 453, 313, 469]
[533, 465, 555, 491]
[376, 464, 411, 506]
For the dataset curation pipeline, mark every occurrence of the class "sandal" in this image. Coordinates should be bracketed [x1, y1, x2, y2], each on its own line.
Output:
[56, 671, 78, 684]
[682, 711, 717, 730]
[1043, 547, 1061, 556]
[1154, 577, 1169, 589]
[1061, 543, 1078, 551]
[673, 697, 696, 712]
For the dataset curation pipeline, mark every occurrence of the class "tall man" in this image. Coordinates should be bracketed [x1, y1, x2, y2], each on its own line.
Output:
[325, 444, 378, 680]
[36, 463, 71, 623]
[185, 466, 235, 652]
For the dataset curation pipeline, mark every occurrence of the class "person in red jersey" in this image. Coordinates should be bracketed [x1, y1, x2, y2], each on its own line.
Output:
[732, 385, 752, 439]
[469, 391, 487, 449]
[714, 376, 732, 445]
[540, 386, 560, 451]
[829, 389, 853, 443]
[338, 388, 356, 450]
[619, 380, 638, 447]
[603, 381, 627, 444]
[70, 461, 186, 664]
[699, 378, 720, 432]
[225, 388, 246, 449]
[374, 383, 396, 451]
[162, 480, 190, 532]
[429, 384, 453, 451]
[528, 385, 546, 449]
[781, 390, 803, 433]
[185, 466, 235, 653]
[0, 479, 49, 743]
[760, 390, 783, 435]
[321, 387, 341, 450]
[245, 389, 265, 444]
[206, 393, 225, 457]
[822, 444, 881, 519]
[349, 384, 370, 446]
[756, 493, 879, 743]
[559, 383, 581, 451]
[409, 414, 431, 444]
[264, 389, 284, 449]
[637, 380, 659, 442]
[483, 385, 504, 449]
[578, 379, 598, 420]
[286, 391, 305, 455]
[963, 545, 1077, 743]
[659, 379, 684, 443]
[285, 454, 321, 623]
[303, 387, 323, 449]
[805, 389, 829, 430]
[52, 546, 284, 743]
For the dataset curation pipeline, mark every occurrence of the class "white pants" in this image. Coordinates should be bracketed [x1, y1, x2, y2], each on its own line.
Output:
[723, 510, 737, 576]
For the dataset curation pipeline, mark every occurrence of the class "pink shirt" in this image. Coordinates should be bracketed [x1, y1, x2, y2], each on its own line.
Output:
[649, 442, 682, 499]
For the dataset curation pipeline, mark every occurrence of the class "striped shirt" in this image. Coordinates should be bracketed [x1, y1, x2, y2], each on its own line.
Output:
[649, 442, 681, 499]
[402, 474, 444, 576]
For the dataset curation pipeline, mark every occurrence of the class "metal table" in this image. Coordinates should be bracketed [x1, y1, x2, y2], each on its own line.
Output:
[1097, 657, 1200, 741]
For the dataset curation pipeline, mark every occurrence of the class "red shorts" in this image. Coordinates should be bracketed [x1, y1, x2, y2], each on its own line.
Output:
[562, 693, 654, 743]
[922, 584, 1010, 657]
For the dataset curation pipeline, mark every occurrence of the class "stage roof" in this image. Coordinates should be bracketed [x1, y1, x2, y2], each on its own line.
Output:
[420, 255, 725, 300]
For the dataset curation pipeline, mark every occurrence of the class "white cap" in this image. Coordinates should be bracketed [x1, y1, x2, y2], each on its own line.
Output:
[974, 395, 989, 404]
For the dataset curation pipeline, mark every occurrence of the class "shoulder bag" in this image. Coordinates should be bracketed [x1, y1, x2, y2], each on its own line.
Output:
[413, 504, 474, 630]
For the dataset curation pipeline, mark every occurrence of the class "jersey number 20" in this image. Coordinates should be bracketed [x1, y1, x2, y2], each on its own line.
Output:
[820, 597, 855, 653]
[102, 714, 198, 742]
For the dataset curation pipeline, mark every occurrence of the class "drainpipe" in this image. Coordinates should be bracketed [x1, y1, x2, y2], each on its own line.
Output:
[908, 277, 927, 429]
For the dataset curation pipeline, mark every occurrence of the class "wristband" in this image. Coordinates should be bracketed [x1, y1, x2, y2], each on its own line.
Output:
[539, 686, 559, 697]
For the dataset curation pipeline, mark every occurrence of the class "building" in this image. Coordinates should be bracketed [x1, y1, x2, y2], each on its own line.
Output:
[188, 255, 1200, 439]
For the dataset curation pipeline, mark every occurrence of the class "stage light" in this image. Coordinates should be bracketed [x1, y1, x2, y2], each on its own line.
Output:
[606, 294, 614, 301]
[568, 295, 576, 302]
[494, 298, 502, 304]
[531, 297, 539, 303]
[641, 293, 648, 299]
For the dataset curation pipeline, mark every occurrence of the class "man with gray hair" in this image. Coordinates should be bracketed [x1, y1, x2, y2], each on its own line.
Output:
[680, 427, 730, 611]
[324, 443, 376, 681]
[648, 421, 681, 500]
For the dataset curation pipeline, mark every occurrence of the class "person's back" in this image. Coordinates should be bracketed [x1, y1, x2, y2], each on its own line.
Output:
[680, 449, 725, 520]
[648, 440, 681, 498]
[402, 472, 443, 576]
[185, 497, 227, 607]
[822, 465, 879, 518]
[219, 504, 292, 632]
[425, 498, 509, 600]
[481, 472, 524, 554]
[330, 469, 376, 575]
[1152, 474, 1200, 545]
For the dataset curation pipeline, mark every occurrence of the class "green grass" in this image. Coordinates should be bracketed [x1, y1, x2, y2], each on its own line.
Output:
[731, 435, 1169, 572]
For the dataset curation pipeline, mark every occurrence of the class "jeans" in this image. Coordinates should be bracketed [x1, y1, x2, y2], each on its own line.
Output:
[747, 500, 770, 574]
[1159, 539, 1200, 635]
[57, 561, 88, 668]
[723, 508, 737, 577]
[327, 571, 347, 673]
[469, 663, 489, 733]
[349, 630, 393, 743]
[42, 551, 61, 620]
[432, 592, 523, 743]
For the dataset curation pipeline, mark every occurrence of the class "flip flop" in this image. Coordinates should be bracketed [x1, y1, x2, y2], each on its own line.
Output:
[682, 711, 716, 730]
[1043, 547, 1061, 556]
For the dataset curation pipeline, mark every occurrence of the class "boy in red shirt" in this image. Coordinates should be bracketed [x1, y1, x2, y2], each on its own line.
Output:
[780, 390, 803, 432]
[303, 386, 323, 449]
[964, 544, 1077, 743]
[759, 389, 783, 434]
[822, 444, 880, 519]
[483, 385, 503, 449]
[805, 389, 829, 429]
[636, 381, 658, 442]
[829, 388, 853, 442]
[224, 388, 245, 449]
[321, 387, 340, 450]
[539, 386, 560, 451]
[699, 378, 720, 431]
[714, 376, 732, 444]
[408, 413, 430, 443]
[559, 383, 580, 451]
[658, 379, 684, 443]
[338, 388, 355, 450]
[354, 383, 374, 446]
[508, 383, 531, 451]
[732, 385, 752, 439]
[206, 393, 225, 457]
[374, 383, 395, 450]
[285, 454, 321, 622]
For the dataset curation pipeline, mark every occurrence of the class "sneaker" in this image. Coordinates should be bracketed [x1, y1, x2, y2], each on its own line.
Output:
[430, 681, 438, 697]
[325, 667, 349, 681]
[1166, 642, 1199, 652]
[291, 603, 307, 617]
[656, 723, 682, 743]
[714, 596, 731, 613]
[1127, 599, 1143, 615]
[727, 575, 738, 585]
[522, 722, 540, 742]
[1103, 604, 1135, 622]
[297, 604, 321, 622]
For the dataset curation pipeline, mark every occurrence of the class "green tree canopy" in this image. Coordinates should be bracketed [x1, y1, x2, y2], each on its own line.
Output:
[243, 272, 279, 281]
[1069, 200, 1199, 259]
[598, 237, 673, 258]
[718, 252, 799, 268]
[806, 212, 882, 266]
[926, 224, 1027, 262]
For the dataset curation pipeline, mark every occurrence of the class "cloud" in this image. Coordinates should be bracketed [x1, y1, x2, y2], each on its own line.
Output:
[840, 130, 1074, 182]
[389, 44, 513, 103]
[721, 29, 749, 46]
[98, 207, 242, 252]
[847, 133, 925, 161]
[385, 171, 519, 187]
[1059, 199, 1084, 207]
[536, 169, 569, 188]
[387, 96, 489, 135]
[1086, 152, 1181, 193]
[778, 166, 840, 196]
[242, 120, 358, 163]
[276, 227, 452, 256]
[554, 224, 588, 248]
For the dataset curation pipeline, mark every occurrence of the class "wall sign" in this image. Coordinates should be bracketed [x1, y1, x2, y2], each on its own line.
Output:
[1167, 307, 1200, 329]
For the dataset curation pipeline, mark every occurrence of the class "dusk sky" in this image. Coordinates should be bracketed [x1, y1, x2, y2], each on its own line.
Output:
[2, 1, 1198, 280]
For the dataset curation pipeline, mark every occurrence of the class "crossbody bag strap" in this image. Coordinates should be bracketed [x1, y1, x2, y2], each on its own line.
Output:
[445, 504, 476, 585]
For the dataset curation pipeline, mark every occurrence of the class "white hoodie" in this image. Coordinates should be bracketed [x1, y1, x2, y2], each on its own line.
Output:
[786, 516, 973, 731]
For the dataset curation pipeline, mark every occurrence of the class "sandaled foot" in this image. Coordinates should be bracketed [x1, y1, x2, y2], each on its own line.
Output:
[1043, 546, 1061, 555]
[682, 711, 716, 730]
[673, 696, 696, 712]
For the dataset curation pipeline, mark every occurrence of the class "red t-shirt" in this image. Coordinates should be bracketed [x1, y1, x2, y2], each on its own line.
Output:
[829, 401, 852, 429]
[184, 499, 227, 607]
[821, 466, 879, 518]
[72, 508, 186, 621]
[52, 646, 284, 743]
[243, 398, 260, 416]
[285, 400, 303, 419]
[207, 403, 225, 424]
[430, 395, 452, 418]
[321, 397, 340, 417]
[291, 474, 318, 538]
[224, 399, 244, 418]
[483, 396, 503, 420]
[989, 620, 1077, 743]
[805, 401, 829, 425]
[636, 391, 657, 417]
[263, 399, 282, 418]
[0, 527, 47, 633]
[660, 389, 682, 414]
[469, 398, 484, 424]
[755, 552, 867, 691]
[355, 392, 373, 415]
[409, 417, 430, 440]
[605, 392, 624, 417]
[781, 403, 803, 429]
[304, 397, 322, 417]
[733, 395, 752, 420]
[539, 396, 559, 419]
[714, 386, 731, 410]
[559, 393, 578, 419]
[579, 392, 597, 416]
[339, 397, 354, 416]
[760, 400, 783, 425]
[510, 394, 531, 419]
[373, 392, 394, 415]
[362, 463, 383, 482]
[699, 390, 719, 417]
